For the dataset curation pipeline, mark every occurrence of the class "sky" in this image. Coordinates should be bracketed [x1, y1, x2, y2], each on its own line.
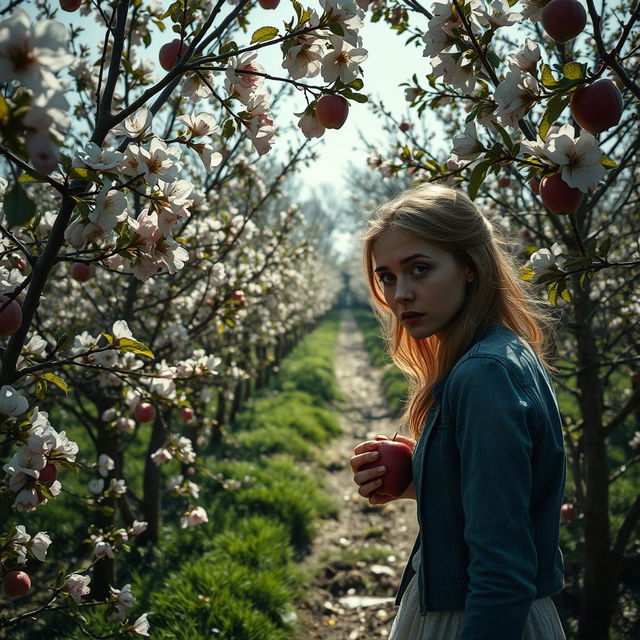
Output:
[256, 10, 433, 198]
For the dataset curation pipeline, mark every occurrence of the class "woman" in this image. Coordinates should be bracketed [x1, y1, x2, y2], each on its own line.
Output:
[350, 184, 567, 640]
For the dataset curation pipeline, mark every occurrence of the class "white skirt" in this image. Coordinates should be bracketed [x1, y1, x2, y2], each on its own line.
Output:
[389, 549, 566, 640]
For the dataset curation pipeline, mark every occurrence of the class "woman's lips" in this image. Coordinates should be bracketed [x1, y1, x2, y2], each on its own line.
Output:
[400, 313, 424, 325]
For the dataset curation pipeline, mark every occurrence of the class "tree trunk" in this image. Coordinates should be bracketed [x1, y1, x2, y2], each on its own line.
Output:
[574, 289, 617, 639]
[92, 400, 120, 600]
[139, 412, 166, 546]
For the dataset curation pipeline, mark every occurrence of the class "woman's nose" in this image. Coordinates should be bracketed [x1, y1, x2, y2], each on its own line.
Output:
[394, 279, 415, 303]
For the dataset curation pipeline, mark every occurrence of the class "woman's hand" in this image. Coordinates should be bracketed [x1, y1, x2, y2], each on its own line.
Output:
[349, 434, 416, 505]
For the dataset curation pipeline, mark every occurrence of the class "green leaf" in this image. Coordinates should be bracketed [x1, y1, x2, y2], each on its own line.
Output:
[520, 265, 535, 281]
[160, 0, 183, 19]
[327, 21, 344, 36]
[597, 237, 611, 259]
[222, 118, 236, 140]
[3, 182, 37, 228]
[34, 377, 47, 400]
[540, 64, 558, 89]
[68, 167, 93, 181]
[538, 92, 571, 141]
[492, 121, 514, 151]
[342, 91, 368, 103]
[467, 158, 494, 200]
[219, 40, 238, 55]
[349, 78, 364, 91]
[18, 172, 48, 184]
[563, 62, 586, 80]
[116, 337, 154, 359]
[42, 372, 70, 395]
[250, 26, 278, 44]
[0, 95, 8, 119]
[600, 155, 618, 169]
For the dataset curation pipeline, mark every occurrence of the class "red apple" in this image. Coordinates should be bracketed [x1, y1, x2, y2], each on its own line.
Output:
[561, 503, 577, 522]
[315, 95, 349, 130]
[258, 0, 280, 7]
[71, 262, 92, 282]
[539, 173, 583, 214]
[3, 570, 31, 598]
[361, 437, 413, 498]
[528, 177, 541, 195]
[60, 0, 82, 11]
[179, 406, 194, 423]
[541, 0, 587, 43]
[0, 296, 22, 337]
[135, 402, 156, 423]
[399, 121, 410, 132]
[38, 462, 58, 486]
[498, 176, 511, 188]
[521, 229, 533, 240]
[570, 78, 623, 134]
[230, 290, 245, 303]
[159, 39, 188, 71]
[15, 257, 27, 273]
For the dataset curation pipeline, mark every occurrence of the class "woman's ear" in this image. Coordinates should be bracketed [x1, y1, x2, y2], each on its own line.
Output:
[465, 266, 475, 283]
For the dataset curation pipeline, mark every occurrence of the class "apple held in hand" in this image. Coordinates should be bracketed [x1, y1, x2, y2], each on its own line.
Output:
[361, 436, 413, 498]
[570, 78, 623, 134]
[541, 0, 587, 43]
[0, 296, 22, 337]
[315, 95, 349, 130]
[3, 570, 31, 598]
[539, 173, 583, 214]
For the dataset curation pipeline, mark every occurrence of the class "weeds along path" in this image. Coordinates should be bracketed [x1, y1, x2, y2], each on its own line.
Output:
[295, 309, 419, 639]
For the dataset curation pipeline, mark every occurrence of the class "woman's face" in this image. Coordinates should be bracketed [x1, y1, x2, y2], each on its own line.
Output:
[372, 228, 474, 340]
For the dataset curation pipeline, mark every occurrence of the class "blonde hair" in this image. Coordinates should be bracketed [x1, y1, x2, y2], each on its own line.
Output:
[362, 183, 557, 439]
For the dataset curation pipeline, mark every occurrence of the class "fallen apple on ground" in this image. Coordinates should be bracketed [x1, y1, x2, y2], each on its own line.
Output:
[361, 436, 413, 498]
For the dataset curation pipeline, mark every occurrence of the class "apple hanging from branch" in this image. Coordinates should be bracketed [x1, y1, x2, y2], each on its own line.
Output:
[3, 570, 31, 598]
[0, 296, 22, 337]
[541, 0, 587, 43]
[539, 173, 583, 214]
[159, 39, 188, 71]
[315, 95, 349, 130]
[570, 78, 623, 134]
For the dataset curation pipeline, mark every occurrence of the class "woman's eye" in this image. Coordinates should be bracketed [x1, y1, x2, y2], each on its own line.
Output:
[413, 264, 431, 276]
[377, 272, 395, 284]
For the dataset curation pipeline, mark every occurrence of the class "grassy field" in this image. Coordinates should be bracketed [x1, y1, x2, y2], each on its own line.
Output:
[4, 310, 346, 640]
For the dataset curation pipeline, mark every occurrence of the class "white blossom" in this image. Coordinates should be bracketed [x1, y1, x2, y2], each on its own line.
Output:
[494, 68, 540, 127]
[29, 531, 52, 561]
[0, 385, 29, 416]
[451, 122, 484, 160]
[76, 142, 125, 171]
[0, 10, 74, 91]
[320, 35, 367, 84]
[543, 124, 605, 192]
[180, 506, 208, 528]
[97, 453, 115, 478]
[282, 35, 325, 80]
[65, 573, 91, 604]
[132, 613, 150, 636]
[112, 107, 153, 139]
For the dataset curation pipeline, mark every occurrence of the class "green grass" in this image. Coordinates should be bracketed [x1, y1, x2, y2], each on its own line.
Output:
[4, 310, 345, 640]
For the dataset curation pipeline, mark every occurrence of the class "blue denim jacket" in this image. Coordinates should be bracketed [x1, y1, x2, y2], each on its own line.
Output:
[394, 326, 566, 640]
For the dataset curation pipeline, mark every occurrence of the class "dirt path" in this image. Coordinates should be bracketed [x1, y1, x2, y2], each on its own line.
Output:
[294, 309, 419, 639]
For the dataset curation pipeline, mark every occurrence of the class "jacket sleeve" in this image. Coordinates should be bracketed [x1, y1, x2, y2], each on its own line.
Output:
[448, 355, 540, 640]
